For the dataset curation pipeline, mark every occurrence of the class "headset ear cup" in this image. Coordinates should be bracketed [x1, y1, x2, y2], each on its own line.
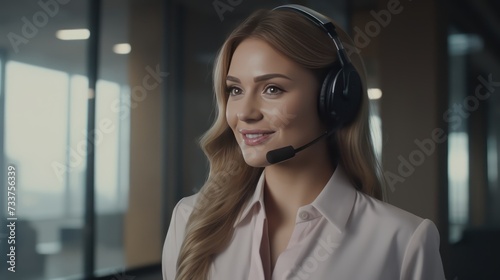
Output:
[318, 70, 330, 122]
[337, 65, 362, 125]
[319, 64, 363, 129]
[319, 67, 343, 128]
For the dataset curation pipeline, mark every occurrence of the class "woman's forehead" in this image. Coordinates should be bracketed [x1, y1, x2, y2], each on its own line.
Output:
[228, 38, 303, 80]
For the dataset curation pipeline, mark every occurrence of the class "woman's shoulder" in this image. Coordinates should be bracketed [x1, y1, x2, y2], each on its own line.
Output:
[353, 191, 438, 237]
[162, 193, 200, 280]
[352, 192, 444, 278]
[171, 193, 200, 222]
[177, 192, 200, 207]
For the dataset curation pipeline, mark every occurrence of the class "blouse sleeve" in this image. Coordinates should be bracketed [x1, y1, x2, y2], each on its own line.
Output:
[400, 219, 446, 280]
[162, 198, 189, 280]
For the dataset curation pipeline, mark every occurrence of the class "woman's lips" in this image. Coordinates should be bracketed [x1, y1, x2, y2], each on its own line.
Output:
[239, 130, 275, 146]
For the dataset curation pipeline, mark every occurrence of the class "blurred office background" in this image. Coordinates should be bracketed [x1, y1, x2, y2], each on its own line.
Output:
[0, 0, 498, 279]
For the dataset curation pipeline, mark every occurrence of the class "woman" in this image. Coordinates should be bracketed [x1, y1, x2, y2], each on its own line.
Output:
[162, 4, 445, 280]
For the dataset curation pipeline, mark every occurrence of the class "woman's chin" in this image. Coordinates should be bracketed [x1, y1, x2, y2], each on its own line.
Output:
[242, 157, 269, 168]
[241, 149, 270, 167]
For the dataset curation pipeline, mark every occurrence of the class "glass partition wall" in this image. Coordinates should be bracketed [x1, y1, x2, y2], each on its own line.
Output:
[0, 1, 130, 279]
[447, 13, 500, 279]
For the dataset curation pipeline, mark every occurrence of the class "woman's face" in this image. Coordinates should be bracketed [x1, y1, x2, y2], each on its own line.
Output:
[226, 38, 326, 167]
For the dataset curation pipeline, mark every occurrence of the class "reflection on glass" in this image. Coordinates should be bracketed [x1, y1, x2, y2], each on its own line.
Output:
[5, 61, 69, 219]
[448, 132, 469, 243]
[4, 60, 131, 278]
[95, 80, 121, 213]
[487, 135, 498, 192]
[67, 75, 88, 218]
[370, 114, 382, 160]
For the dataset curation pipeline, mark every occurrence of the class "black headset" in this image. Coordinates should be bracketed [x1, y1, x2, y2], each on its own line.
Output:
[272, 4, 363, 130]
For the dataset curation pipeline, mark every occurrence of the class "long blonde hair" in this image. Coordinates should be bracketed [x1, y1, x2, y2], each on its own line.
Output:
[175, 8, 385, 280]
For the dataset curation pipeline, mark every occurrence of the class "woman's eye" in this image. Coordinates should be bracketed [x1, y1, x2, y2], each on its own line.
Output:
[227, 86, 242, 96]
[264, 86, 283, 95]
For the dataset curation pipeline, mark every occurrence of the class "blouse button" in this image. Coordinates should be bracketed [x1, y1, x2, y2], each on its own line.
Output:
[299, 211, 309, 220]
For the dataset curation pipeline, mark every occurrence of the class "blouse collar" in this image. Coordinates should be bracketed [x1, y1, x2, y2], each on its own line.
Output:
[233, 165, 357, 233]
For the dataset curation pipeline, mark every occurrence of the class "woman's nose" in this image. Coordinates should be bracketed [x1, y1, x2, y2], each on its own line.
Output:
[236, 95, 263, 122]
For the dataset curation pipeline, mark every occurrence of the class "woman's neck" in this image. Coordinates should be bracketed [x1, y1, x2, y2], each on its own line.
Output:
[263, 141, 336, 223]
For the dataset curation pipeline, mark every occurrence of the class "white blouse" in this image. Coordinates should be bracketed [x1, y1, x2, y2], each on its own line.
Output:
[162, 165, 446, 279]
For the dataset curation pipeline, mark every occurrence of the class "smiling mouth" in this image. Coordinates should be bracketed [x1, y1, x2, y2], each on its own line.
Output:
[241, 132, 274, 146]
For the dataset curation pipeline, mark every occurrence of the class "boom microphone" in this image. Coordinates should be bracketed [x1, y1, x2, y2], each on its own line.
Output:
[266, 130, 334, 164]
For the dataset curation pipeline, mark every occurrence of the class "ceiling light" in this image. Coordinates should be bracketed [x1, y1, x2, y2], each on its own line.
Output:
[113, 43, 131, 54]
[368, 88, 382, 100]
[56, 29, 90, 40]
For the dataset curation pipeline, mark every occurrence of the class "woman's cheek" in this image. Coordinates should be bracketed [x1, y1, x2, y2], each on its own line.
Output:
[225, 105, 236, 129]
[262, 101, 300, 131]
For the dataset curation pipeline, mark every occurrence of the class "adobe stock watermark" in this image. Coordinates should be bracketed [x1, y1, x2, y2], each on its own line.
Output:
[211, 0, 409, 53]
[7, 0, 72, 54]
[343, 0, 406, 56]
[191, 159, 244, 194]
[285, 234, 341, 280]
[51, 117, 115, 182]
[213, 0, 244, 22]
[51, 64, 169, 181]
[111, 64, 169, 119]
[213, 0, 416, 56]
[383, 74, 500, 192]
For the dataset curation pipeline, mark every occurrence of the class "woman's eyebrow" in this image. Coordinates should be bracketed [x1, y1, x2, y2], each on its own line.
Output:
[226, 76, 240, 83]
[226, 73, 292, 83]
[254, 73, 292, 82]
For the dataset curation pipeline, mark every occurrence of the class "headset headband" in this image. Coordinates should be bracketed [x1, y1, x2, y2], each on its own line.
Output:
[272, 4, 349, 66]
